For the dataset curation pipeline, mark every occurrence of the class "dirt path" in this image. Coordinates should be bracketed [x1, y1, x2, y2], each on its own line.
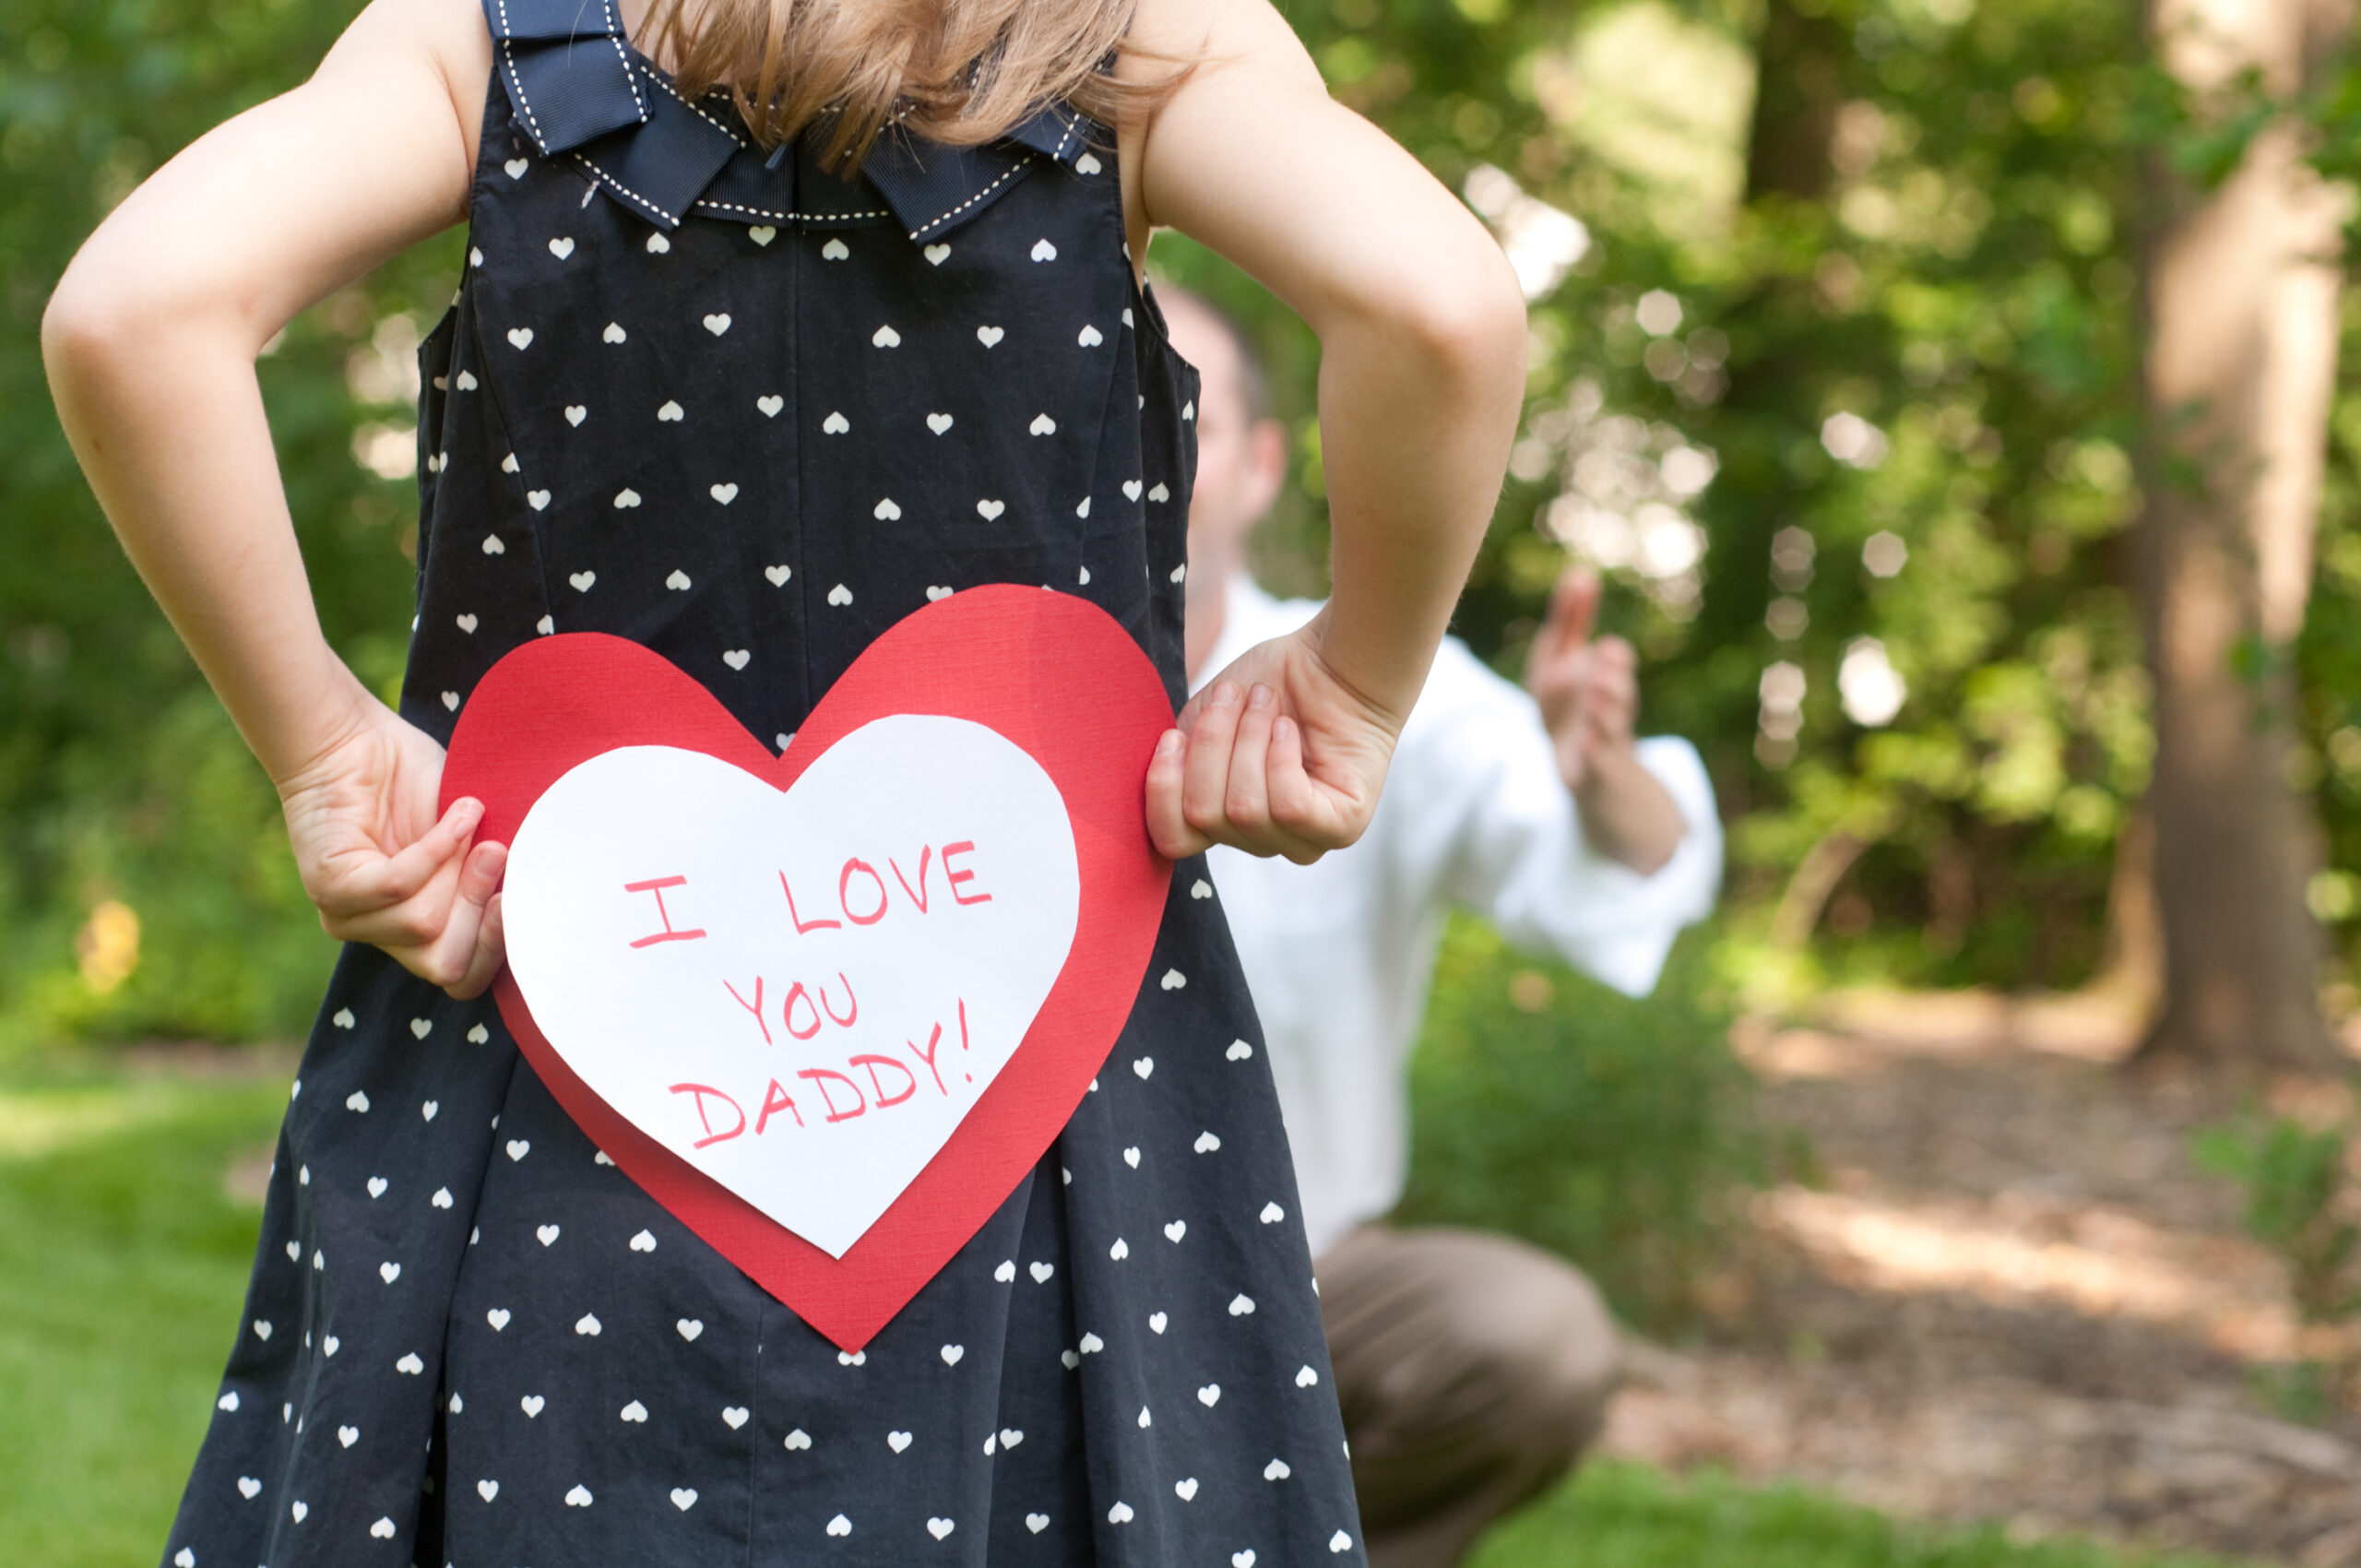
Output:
[1595, 997, 2361, 1565]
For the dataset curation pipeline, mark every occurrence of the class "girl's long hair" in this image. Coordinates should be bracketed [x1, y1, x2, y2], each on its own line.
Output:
[639, 0, 1182, 165]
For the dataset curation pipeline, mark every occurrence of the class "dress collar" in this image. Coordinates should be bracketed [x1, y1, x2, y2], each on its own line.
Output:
[484, 0, 1097, 236]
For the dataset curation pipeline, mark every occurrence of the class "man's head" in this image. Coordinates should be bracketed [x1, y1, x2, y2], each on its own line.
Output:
[1162, 287, 1288, 612]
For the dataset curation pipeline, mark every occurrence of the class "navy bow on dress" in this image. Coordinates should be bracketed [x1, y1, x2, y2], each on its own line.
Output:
[484, 0, 1096, 239]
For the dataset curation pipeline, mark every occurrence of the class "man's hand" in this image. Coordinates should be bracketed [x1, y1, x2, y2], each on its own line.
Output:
[1524, 567, 1687, 874]
[276, 702, 507, 999]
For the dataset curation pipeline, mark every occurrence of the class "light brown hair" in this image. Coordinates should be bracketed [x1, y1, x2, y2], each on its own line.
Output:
[640, 0, 1182, 166]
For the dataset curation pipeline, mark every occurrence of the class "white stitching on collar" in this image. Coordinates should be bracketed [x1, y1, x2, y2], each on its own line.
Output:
[694, 196, 893, 223]
[643, 65, 746, 147]
[571, 150, 680, 226]
[494, 1, 549, 152]
[909, 153, 1034, 240]
[600, 0, 647, 122]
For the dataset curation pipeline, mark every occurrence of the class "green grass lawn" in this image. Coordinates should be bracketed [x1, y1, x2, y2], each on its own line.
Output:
[0, 1062, 2264, 1568]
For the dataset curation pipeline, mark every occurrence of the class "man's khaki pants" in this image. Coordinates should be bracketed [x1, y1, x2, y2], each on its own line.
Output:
[1316, 1226, 1620, 1568]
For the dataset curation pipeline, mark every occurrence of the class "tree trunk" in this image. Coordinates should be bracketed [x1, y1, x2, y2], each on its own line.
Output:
[2136, 0, 2353, 1071]
[1744, 0, 1847, 204]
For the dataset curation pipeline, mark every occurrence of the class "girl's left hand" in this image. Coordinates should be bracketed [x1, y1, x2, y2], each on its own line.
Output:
[275, 701, 508, 999]
[1145, 616, 1406, 864]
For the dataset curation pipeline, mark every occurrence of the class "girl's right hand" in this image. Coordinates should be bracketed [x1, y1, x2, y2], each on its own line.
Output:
[275, 701, 508, 999]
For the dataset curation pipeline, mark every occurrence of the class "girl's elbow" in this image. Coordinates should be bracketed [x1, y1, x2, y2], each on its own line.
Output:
[1394, 243, 1527, 396]
[42, 255, 154, 385]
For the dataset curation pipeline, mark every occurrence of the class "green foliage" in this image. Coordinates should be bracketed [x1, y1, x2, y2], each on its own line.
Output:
[0, 0, 458, 1049]
[1157, 0, 2173, 996]
[11, 0, 2361, 1038]
[1472, 1461, 2263, 1568]
[2192, 1112, 2359, 1327]
[1394, 918, 1755, 1333]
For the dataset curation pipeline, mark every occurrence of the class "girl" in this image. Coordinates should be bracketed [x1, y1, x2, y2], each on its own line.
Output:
[43, 0, 1525, 1562]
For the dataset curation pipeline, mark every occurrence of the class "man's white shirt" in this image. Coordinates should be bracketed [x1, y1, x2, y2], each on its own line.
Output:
[1198, 577, 1724, 1258]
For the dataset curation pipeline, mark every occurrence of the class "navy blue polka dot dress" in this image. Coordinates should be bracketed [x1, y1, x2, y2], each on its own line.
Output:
[159, 5, 1364, 1565]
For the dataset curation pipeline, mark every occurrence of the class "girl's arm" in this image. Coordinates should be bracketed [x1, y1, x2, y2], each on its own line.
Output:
[43, 0, 504, 993]
[1122, 0, 1528, 864]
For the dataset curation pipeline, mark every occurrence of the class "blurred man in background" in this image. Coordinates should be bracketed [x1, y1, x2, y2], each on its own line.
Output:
[1168, 287, 1725, 1568]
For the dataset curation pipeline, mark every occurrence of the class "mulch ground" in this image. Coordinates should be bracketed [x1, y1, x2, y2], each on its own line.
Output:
[1597, 993, 2361, 1565]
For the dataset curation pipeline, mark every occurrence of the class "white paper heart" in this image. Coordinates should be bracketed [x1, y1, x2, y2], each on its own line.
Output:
[501, 720, 1081, 1258]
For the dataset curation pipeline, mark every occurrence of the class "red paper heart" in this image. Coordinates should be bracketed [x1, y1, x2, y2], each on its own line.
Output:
[442, 587, 1172, 1348]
